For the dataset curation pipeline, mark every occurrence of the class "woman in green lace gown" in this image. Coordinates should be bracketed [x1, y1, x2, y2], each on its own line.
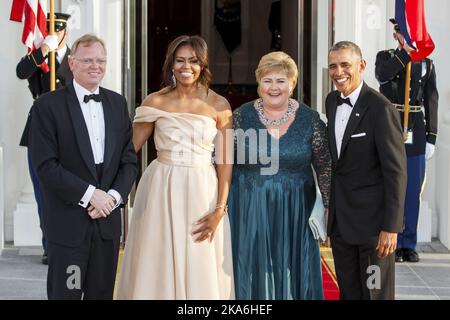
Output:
[228, 51, 331, 299]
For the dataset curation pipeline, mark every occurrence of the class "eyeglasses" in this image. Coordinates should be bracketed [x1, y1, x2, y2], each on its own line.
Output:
[72, 58, 107, 66]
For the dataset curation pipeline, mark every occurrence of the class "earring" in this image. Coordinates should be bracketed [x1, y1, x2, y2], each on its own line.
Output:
[171, 70, 177, 87]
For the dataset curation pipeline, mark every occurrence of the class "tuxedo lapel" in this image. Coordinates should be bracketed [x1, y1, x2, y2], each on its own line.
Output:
[101, 88, 117, 172]
[65, 84, 98, 181]
[339, 82, 369, 158]
[328, 92, 339, 163]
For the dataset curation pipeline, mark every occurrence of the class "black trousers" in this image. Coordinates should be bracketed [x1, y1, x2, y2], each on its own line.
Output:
[330, 222, 395, 300]
[47, 221, 120, 300]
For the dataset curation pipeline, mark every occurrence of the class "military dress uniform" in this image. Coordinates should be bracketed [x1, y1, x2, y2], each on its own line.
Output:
[375, 47, 438, 262]
[17, 46, 73, 145]
[16, 13, 73, 264]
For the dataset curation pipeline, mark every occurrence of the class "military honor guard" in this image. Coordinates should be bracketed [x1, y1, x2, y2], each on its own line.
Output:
[16, 12, 72, 265]
[375, 18, 439, 263]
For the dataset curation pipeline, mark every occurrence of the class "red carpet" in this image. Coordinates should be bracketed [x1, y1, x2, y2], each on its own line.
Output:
[321, 256, 340, 300]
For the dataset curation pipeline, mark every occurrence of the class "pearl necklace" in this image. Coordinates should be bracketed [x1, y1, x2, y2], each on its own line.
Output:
[255, 98, 295, 126]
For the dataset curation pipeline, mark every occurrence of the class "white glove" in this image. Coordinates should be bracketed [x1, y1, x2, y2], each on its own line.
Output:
[42, 34, 59, 51]
[425, 142, 435, 160]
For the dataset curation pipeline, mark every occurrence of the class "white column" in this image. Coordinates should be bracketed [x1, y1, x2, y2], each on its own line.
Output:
[420, 0, 450, 248]
[435, 117, 450, 247]
[312, 0, 331, 115]
[0, 145, 4, 249]
[13, 177, 42, 246]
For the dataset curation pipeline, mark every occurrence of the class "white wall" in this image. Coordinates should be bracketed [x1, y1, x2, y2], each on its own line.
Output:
[0, 146, 4, 248]
[61, 0, 123, 93]
[0, 1, 36, 243]
[334, 0, 388, 89]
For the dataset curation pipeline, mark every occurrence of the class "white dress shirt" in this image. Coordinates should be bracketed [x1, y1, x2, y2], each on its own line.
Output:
[56, 45, 67, 64]
[335, 81, 364, 158]
[72, 79, 122, 209]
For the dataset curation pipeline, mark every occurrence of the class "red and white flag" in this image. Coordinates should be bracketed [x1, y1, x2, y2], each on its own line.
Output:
[10, 0, 49, 72]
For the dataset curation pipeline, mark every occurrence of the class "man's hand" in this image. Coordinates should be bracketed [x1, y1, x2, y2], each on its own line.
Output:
[89, 189, 115, 217]
[87, 205, 106, 220]
[376, 231, 397, 258]
[425, 142, 435, 160]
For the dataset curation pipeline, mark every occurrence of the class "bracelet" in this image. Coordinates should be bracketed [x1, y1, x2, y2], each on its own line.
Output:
[215, 204, 228, 213]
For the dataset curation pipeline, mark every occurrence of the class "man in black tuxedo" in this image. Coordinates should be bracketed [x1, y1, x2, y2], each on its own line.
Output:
[29, 34, 137, 300]
[17, 12, 72, 265]
[325, 41, 407, 300]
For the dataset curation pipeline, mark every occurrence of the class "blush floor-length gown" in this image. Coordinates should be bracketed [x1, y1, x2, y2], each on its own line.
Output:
[115, 106, 235, 300]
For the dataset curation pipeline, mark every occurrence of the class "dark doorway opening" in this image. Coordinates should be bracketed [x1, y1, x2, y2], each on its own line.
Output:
[133, 0, 312, 168]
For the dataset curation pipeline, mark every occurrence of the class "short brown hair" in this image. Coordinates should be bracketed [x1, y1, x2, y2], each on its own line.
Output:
[71, 34, 107, 56]
[255, 51, 298, 91]
[161, 35, 212, 92]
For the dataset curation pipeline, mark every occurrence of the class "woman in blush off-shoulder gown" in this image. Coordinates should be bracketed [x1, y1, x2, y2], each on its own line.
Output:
[115, 35, 234, 299]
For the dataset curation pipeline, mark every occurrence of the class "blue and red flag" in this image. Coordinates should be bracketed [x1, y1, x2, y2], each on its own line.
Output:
[395, 0, 435, 61]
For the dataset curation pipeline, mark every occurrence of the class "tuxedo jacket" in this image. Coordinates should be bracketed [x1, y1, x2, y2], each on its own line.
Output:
[325, 82, 407, 245]
[17, 47, 73, 146]
[29, 83, 137, 247]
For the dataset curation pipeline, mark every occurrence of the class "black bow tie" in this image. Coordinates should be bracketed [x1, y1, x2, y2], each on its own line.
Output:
[337, 96, 353, 108]
[83, 94, 102, 103]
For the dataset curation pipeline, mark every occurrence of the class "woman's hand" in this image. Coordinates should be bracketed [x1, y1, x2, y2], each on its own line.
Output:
[322, 208, 331, 247]
[192, 208, 227, 243]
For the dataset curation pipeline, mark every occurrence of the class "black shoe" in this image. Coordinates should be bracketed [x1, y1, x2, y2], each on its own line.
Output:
[41, 254, 48, 265]
[395, 249, 404, 263]
[403, 249, 420, 262]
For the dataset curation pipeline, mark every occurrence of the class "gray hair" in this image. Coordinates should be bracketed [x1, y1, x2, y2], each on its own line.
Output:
[328, 41, 363, 59]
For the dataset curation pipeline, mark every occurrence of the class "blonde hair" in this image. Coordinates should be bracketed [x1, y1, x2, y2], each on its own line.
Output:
[71, 34, 107, 56]
[255, 51, 298, 92]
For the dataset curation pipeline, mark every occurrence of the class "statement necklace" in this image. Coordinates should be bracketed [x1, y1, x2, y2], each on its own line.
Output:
[255, 98, 295, 126]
